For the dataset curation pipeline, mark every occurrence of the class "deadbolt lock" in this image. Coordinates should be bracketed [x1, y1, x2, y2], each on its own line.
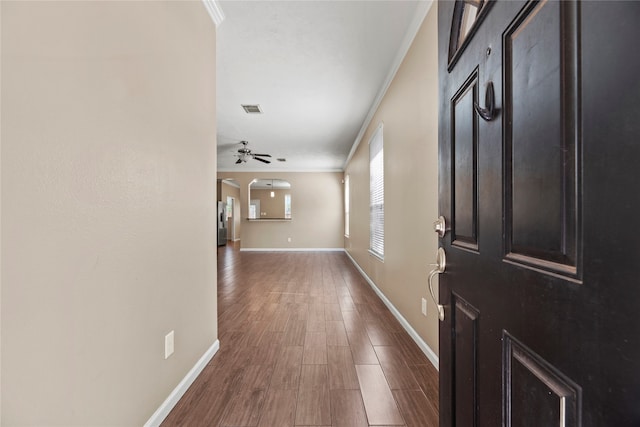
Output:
[433, 216, 446, 238]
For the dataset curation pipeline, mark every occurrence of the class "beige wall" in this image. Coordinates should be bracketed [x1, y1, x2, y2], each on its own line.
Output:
[221, 181, 242, 241]
[344, 4, 440, 356]
[217, 172, 344, 249]
[1, 2, 218, 425]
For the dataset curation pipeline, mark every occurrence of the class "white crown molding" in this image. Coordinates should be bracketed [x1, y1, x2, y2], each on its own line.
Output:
[203, 0, 225, 27]
[344, 0, 434, 168]
[344, 250, 440, 370]
[144, 340, 220, 427]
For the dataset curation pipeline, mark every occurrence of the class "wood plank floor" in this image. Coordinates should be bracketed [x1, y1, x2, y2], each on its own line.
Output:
[162, 243, 439, 426]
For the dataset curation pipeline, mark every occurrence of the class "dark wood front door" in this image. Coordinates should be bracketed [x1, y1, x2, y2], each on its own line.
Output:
[437, 1, 640, 425]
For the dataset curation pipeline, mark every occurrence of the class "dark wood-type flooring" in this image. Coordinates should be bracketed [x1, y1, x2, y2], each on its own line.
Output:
[162, 243, 439, 426]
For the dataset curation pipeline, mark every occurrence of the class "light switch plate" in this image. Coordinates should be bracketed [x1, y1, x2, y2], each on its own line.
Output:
[165, 330, 175, 359]
[421, 298, 427, 316]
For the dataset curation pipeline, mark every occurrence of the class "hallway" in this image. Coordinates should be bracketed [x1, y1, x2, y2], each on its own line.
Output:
[162, 244, 439, 426]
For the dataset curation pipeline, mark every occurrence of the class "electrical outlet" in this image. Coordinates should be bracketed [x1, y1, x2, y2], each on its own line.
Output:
[421, 298, 427, 316]
[165, 331, 175, 359]
[287, 237, 292, 242]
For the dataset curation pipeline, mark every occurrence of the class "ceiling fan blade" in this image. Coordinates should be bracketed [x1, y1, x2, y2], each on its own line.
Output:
[253, 156, 271, 164]
[235, 158, 243, 164]
[253, 153, 272, 157]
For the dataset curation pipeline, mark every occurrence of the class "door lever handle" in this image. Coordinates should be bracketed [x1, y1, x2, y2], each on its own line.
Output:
[428, 247, 446, 321]
[474, 81, 498, 122]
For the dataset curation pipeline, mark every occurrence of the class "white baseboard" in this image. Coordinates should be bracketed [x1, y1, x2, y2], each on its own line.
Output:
[344, 251, 439, 371]
[240, 248, 345, 252]
[144, 340, 220, 427]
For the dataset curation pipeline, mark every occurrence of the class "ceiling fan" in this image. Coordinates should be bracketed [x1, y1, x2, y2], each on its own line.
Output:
[234, 140, 272, 164]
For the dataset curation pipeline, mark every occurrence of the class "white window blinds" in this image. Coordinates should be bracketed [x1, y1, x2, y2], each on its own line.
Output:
[345, 175, 350, 237]
[284, 194, 291, 219]
[369, 124, 384, 259]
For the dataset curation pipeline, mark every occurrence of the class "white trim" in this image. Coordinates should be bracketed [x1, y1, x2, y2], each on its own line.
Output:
[144, 340, 220, 427]
[202, 0, 225, 27]
[344, 251, 440, 370]
[233, 238, 241, 242]
[344, 0, 434, 168]
[368, 249, 385, 263]
[367, 122, 385, 146]
[240, 248, 345, 252]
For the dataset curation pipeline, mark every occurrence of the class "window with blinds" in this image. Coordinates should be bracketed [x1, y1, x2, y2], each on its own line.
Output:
[369, 123, 384, 259]
[345, 175, 350, 237]
[284, 194, 292, 219]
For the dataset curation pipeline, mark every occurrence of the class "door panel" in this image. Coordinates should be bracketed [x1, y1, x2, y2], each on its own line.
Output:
[505, 333, 581, 427]
[504, 0, 580, 274]
[452, 70, 480, 250]
[453, 295, 479, 427]
[438, 1, 640, 426]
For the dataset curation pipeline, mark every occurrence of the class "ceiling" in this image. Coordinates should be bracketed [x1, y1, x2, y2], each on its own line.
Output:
[216, 0, 432, 172]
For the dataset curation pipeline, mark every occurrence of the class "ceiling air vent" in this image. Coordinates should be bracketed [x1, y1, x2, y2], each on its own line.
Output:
[241, 104, 262, 114]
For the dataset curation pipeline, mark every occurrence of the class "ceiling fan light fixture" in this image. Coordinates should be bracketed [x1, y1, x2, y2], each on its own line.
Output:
[233, 140, 272, 165]
[241, 104, 262, 114]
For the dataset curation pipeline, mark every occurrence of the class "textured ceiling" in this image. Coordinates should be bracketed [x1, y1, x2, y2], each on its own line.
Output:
[216, 0, 432, 172]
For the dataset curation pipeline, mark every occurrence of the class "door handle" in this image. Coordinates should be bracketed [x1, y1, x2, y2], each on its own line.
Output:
[474, 81, 498, 122]
[428, 247, 446, 321]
